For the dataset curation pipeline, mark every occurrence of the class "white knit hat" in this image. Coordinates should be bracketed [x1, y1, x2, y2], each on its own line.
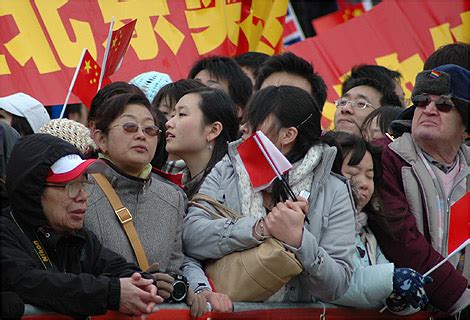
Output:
[0, 92, 50, 133]
[39, 118, 97, 155]
[129, 71, 172, 103]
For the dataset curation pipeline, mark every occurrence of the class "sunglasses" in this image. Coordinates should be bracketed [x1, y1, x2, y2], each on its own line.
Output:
[412, 94, 454, 113]
[45, 180, 95, 198]
[110, 122, 161, 137]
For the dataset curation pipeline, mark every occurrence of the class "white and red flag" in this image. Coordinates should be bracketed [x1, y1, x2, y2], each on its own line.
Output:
[237, 131, 292, 192]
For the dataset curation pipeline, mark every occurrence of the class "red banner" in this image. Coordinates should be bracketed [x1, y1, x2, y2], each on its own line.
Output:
[0, 0, 287, 106]
[288, 0, 469, 130]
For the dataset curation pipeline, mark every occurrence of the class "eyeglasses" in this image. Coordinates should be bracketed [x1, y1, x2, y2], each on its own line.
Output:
[335, 98, 375, 110]
[110, 123, 161, 137]
[45, 180, 95, 198]
[412, 94, 454, 113]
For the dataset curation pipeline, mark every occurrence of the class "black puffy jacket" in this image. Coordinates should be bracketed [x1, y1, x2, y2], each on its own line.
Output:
[1, 134, 143, 317]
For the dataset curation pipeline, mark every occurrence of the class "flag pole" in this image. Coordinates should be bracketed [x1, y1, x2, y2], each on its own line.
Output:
[99, 16, 115, 90]
[60, 48, 87, 119]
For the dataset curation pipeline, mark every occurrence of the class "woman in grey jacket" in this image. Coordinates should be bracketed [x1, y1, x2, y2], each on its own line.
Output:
[183, 86, 356, 302]
[84, 92, 207, 317]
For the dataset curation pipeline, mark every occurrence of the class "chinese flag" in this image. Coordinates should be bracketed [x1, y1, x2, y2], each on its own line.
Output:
[102, 19, 137, 79]
[236, 131, 292, 192]
[312, 4, 364, 34]
[72, 50, 111, 109]
[448, 192, 470, 253]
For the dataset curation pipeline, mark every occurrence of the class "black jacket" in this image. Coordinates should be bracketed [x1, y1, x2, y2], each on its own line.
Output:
[1, 134, 143, 317]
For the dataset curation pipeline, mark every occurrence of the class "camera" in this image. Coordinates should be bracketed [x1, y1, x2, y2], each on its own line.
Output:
[167, 272, 188, 303]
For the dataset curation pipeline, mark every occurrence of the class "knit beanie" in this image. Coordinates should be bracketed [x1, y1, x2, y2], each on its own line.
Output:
[0, 92, 50, 133]
[39, 118, 97, 156]
[129, 71, 172, 103]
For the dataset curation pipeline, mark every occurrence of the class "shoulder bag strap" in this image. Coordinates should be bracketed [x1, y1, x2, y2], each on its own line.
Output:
[190, 193, 241, 220]
[91, 173, 149, 270]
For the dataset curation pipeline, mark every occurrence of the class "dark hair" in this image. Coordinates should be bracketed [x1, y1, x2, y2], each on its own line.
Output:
[342, 64, 402, 95]
[94, 92, 155, 135]
[187, 56, 253, 110]
[152, 79, 206, 114]
[11, 115, 34, 136]
[181, 87, 239, 198]
[245, 85, 322, 203]
[88, 82, 144, 124]
[150, 108, 169, 170]
[254, 52, 327, 110]
[361, 105, 403, 138]
[342, 78, 402, 107]
[424, 42, 470, 71]
[320, 131, 394, 237]
[235, 52, 269, 80]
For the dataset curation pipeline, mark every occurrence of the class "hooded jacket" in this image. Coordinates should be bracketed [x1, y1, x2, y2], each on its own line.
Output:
[1, 134, 143, 317]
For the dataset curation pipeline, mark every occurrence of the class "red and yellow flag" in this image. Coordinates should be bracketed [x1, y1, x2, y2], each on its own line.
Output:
[72, 50, 110, 109]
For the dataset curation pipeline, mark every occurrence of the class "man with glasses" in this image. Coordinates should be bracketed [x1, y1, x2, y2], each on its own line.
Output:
[334, 77, 402, 136]
[370, 64, 470, 316]
[1, 134, 163, 318]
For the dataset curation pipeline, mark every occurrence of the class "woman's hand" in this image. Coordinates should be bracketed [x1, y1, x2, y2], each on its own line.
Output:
[264, 199, 308, 248]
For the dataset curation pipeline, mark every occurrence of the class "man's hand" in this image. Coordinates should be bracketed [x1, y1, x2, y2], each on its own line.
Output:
[186, 288, 207, 318]
[146, 262, 174, 300]
[200, 290, 233, 313]
[119, 272, 163, 315]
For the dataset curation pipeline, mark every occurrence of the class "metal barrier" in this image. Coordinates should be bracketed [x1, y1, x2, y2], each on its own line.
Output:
[22, 303, 441, 319]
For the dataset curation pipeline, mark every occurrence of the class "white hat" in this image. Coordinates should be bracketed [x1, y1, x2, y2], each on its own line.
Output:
[46, 154, 102, 183]
[0, 92, 50, 133]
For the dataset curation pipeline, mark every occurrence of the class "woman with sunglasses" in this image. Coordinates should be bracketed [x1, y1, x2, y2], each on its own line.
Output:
[84, 92, 208, 317]
[183, 86, 356, 302]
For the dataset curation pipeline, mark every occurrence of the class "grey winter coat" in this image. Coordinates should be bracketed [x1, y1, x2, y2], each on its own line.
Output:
[183, 142, 356, 302]
[85, 161, 185, 273]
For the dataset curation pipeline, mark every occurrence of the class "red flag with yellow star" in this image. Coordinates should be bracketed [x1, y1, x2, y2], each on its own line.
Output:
[101, 19, 137, 80]
[71, 49, 111, 109]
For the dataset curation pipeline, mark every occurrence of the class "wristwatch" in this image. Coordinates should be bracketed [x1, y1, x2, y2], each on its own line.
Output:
[195, 287, 211, 295]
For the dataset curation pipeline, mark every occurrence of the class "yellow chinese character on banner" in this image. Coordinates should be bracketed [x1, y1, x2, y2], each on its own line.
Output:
[0, 0, 60, 74]
[98, 0, 185, 59]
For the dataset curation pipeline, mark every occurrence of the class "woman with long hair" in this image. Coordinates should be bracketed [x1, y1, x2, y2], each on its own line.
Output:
[183, 86, 356, 302]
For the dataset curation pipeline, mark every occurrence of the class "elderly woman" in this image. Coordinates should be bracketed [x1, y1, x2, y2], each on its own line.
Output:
[184, 86, 356, 302]
[1, 134, 161, 318]
[84, 92, 207, 317]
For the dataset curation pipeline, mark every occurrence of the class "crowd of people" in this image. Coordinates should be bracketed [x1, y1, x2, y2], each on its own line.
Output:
[0, 42, 469, 319]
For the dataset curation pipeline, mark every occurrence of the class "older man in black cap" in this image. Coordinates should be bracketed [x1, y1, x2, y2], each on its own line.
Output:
[370, 64, 469, 316]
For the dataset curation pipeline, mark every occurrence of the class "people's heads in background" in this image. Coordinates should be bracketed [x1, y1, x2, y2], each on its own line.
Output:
[62, 103, 89, 126]
[242, 86, 322, 163]
[254, 52, 327, 111]
[165, 87, 239, 198]
[187, 56, 253, 119]
[87, 81, 144, 131]
[129, 71, 173, 104]
[152, 79, 206, 120]
[423, 42, 470, 71]
[334, 78, 402, 136]
[360, 106, 403, 141]
[342, 64, 407, 107]
[321, 131, 383, 214]
[234, 52, 269, 85]
[39, 118, 97, 159]
[0, 92, 50, 136]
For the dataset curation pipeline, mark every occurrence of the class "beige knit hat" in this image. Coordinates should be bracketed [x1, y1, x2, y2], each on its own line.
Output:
[39, 119, 97, 156]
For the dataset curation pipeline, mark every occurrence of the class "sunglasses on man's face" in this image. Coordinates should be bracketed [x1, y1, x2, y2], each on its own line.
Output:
[412, 94, 455, 113]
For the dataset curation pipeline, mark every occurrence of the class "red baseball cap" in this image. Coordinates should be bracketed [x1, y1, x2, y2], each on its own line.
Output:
[46, 154, 103, 183]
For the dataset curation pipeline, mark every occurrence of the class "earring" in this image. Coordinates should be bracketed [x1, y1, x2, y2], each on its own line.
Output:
[208, 144, 213, 150]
